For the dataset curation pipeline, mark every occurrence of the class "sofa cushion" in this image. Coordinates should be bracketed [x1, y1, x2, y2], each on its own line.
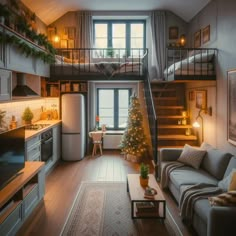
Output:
[200, 143, 232, 180]
[177, 144, 206, 169]
[169, 166, 218, 190]
[194, 198, 211, 224]
[218, 168, 236, 191]
[223, 156, 236, 178]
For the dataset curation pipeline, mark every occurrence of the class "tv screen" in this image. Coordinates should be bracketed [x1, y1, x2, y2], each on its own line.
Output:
[0, 126, 25, 189]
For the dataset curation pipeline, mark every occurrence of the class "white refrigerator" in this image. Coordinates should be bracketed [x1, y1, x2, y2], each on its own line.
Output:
[61, 93, 85, 161]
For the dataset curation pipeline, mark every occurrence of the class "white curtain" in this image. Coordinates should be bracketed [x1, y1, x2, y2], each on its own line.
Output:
[150, 11, 166, 80]
[76, 11, 93, 61]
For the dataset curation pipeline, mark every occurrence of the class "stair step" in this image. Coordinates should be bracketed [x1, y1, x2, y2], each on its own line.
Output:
[158, 135, 197, 141]
[157, 115, 188, 119]
[154, 97, 177, 100]
[152, 88, 176, 92]
[157, 145, 200, 150]
[158, 125, 192, 129]
[156, 106, 184, 110]
[158, 145, 184, 150]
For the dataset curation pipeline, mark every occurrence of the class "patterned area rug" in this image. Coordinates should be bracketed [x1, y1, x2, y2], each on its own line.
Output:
[60, 181, 175, 236]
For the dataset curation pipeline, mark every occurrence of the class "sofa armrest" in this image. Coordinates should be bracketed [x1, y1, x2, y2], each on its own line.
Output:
[208, 206, 236, 236]
[159, 148, 183, 162]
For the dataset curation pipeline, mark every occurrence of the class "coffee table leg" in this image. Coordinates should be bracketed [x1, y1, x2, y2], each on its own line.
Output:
[127, 178, 129, 192]
[131, 201, 134, 219]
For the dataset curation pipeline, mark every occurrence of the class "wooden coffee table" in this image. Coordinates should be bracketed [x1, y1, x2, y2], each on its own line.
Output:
[127, 174, 166, 220]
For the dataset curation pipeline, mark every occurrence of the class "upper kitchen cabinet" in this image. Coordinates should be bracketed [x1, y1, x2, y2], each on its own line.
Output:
[0, 69, 11, 101]
[0, 24, 54, 78]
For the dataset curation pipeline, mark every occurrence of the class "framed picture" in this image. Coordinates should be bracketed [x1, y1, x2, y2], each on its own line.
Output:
[64, 27, 76, 39]
[60, 39, 68, 48]
[194, 30, 201, 48]
[202, 25, 210, 44]
[169, 26, 179, 40]
[68, 39, 75, 48]
[227, 69, 236, 145]
[195, 90, 207, 110]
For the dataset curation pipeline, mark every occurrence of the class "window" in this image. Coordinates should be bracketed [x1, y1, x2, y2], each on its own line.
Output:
[94, 20, 145, 58]
[97, 88, 132, 129]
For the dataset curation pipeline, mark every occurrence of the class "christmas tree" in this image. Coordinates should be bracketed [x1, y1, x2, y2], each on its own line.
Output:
[120, 95, 147, 158]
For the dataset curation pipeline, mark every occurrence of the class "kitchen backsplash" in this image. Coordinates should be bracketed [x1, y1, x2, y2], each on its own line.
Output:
[0, 98, 59, 129]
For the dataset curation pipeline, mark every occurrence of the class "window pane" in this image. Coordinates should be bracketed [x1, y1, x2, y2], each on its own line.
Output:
[112, 24, 126, 50]
[131, 24, 144, 57]
[131, 24, 143, 37]
[118, 90, 129, 128]
[95, 24, 107, 37]
[113, 24, 126, 37]
[94, 24, 108, 48]
[98, 90, 114, 128]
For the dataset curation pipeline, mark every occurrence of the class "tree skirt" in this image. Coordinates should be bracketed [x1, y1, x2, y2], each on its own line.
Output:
[60, 181, 174, 236]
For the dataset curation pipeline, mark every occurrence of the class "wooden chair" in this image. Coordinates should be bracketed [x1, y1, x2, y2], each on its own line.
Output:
[91, 132, 103, 157]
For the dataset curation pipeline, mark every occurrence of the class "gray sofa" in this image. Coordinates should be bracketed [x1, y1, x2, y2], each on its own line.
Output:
[160, 143, 236, 236]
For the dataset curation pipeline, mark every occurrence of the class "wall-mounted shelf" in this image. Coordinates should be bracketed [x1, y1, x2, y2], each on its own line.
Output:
[42, 78, 87, 97]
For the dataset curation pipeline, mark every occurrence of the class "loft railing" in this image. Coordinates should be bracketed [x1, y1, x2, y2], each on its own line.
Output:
[143, 73, 158, 179]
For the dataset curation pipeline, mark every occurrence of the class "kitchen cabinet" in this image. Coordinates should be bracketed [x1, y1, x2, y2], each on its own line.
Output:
[25, 135, 41, 162]
[0, 69, 12, 101]
[0, 25, 50, 77]
[45, 124, 61, 172]
[25, 122, 61, 173]
[0, 162, 45, 236]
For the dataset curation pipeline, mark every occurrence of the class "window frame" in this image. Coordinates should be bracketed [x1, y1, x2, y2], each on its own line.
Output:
[97, 88, 132, 130]
[93, 20, 146, 57]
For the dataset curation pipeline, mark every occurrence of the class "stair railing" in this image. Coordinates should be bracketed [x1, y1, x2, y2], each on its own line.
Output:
[143, 73, 159, 179]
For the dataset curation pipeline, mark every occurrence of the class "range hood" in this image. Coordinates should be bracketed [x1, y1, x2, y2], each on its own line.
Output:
[12, 73, 39, 97]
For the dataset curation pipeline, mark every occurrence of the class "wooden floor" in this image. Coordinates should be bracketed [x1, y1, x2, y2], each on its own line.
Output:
[17, 150, 194, 236]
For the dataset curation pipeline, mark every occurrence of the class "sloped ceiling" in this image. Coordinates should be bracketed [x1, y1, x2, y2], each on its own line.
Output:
[21, 0, 211, 25]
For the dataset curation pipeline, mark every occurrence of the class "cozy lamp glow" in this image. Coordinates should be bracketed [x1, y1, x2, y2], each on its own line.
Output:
[180, 34, 186, 47]
[54, 35, 60, 43]
[193, 121, 200, 128]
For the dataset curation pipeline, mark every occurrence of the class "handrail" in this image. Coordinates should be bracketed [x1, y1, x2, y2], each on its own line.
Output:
[143, 73, 158, 179]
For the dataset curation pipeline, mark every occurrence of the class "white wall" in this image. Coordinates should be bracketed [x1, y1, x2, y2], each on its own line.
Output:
[189, 0, 236, 155]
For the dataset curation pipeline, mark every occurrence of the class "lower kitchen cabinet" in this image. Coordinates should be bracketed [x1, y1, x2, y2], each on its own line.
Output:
[25, 122, 61, 173]
[0, 162, 45, 236]
[25, 135, 41, 161]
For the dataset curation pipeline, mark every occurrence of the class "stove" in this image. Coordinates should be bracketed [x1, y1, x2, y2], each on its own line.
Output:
[25, 124, 50, 130]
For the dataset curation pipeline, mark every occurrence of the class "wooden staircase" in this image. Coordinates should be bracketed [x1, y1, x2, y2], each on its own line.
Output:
[151, 81, 198, 149]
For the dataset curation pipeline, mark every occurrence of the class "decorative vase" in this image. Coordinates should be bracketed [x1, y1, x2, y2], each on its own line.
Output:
[139, 176, 149, 188]
[24, 120, 32, 125]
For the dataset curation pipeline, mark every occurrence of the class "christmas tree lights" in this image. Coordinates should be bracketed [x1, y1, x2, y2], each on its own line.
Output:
[120, 95, 147, 158]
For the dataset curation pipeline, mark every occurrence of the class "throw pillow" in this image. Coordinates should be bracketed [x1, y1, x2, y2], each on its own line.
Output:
[229, 171, 236, 191]
[218, 168, 236, 191]
[209, 191, 236, 206]
[177, 144, 206, 169]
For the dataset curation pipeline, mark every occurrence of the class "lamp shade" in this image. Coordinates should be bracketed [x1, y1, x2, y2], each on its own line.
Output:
[193, 121, 200, 128]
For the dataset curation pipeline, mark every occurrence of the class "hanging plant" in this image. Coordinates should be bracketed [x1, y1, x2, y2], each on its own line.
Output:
[0, 31, 56, 64]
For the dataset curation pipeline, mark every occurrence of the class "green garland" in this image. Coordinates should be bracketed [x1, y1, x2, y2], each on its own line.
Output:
[0, 31, 55, 64]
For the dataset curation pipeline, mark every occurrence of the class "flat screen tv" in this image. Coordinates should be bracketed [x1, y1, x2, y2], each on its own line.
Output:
[0, 126, 25, 190]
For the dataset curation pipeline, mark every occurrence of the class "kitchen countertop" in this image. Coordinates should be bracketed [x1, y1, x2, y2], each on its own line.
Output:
[25, 120, 62, 141]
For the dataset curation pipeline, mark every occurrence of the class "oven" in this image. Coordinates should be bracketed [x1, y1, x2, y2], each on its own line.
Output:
[41, 129, 53, 162]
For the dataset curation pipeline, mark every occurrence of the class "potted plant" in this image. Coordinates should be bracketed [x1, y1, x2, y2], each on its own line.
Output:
[139, 163, 149, 187]
[22, 107, 34, 125]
